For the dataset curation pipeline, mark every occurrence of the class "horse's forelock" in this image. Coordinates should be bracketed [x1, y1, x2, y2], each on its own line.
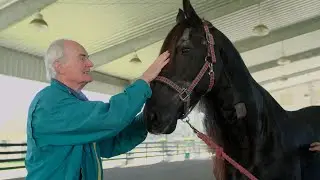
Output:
[160, 21, 189, 56]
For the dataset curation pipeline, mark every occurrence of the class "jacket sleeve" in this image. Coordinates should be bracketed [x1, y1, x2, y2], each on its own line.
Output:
[31, 79, 151, 147]
[98, 113, 148, 158]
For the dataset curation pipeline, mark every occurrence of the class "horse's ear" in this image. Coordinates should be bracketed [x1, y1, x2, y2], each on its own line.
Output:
[183, 0, 202, 26]
[176, 8, 185, 24]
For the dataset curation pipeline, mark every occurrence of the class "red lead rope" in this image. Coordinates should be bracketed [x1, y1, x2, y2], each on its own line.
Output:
[196, 132, 258, 180]
[183, 120, 258, 180]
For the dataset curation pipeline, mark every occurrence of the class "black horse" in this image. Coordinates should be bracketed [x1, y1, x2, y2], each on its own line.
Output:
[142, 0, 320, 179]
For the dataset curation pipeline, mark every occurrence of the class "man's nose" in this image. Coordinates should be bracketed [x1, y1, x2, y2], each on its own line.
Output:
[87, 59, 94, 67]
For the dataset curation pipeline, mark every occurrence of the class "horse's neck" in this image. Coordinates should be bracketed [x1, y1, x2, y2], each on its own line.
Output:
[199, 70, 246, 149]
[218, 32, 286, 121]
[203, 33, 287, 155]
[200, 73, 281, 167]
[199, 31, 289, 169]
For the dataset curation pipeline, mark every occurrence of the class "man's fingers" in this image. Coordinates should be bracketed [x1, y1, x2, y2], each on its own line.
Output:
[309, 146, 320, 151]
[147, 51, 170, 78]
[158, 51, 170, 61]
[311, 142, 320, 146]
[159, 55, 170, 64]
[161, 58, 170, 67]
[309, 142, 320, 151]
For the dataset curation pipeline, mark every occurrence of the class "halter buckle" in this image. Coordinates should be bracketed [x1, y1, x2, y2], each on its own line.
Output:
[179, 89, 190, 102]
[181, 116, 200, 133]
[205, 33, 214, 44]
[208, 63, 214, 75]
[205, 56, 212, 62]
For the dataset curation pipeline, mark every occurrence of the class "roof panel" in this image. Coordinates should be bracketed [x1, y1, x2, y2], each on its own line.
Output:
[211, 0, 320, 42]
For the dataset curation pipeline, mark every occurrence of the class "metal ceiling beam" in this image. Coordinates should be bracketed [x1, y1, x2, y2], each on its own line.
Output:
[0, 46, 129, 94]
[259, 65, 320, 85]
[267, 79, 317, 94]
[0, 0, 57, 31]
[250, 47, 320, 87]
[248, 47, 320, 73]
[235, 15, 320, 53]
[89, 0, 266, 67]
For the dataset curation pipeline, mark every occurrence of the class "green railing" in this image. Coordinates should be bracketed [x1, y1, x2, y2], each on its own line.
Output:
[0, 140, 210, 171]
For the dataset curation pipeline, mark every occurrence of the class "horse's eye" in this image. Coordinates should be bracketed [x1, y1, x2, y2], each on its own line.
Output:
[182, 48, 190, 54]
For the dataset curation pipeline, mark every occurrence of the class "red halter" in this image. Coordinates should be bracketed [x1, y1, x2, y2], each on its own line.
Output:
[154, 22, 216, 119]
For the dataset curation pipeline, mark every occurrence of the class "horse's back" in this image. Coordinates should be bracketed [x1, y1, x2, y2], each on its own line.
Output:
[288, 106, 320, 180]
[300, 148, 320, 180]
[286, 106, 320, 147]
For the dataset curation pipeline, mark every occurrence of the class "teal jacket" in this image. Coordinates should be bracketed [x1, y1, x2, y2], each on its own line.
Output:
[25, 79, 151, 180]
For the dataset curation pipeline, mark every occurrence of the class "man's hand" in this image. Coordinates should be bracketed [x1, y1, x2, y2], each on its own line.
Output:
[140, 51, 170, 84]
[309, 142, 320, 151]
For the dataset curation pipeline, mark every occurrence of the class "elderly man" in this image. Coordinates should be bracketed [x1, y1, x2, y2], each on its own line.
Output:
[25, 39, 170, 180]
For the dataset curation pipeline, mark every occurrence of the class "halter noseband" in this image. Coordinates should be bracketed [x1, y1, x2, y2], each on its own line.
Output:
[154, 22, 217, 119]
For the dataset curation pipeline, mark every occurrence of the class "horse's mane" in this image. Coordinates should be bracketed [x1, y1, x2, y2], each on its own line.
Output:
[200, 96, 227, 180]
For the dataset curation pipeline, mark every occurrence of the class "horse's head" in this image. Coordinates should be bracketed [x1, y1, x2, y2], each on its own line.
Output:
[143, 0, 224, 134]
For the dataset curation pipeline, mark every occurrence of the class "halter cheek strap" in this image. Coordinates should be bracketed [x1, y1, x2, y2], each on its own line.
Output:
[154, 22, 216, 118]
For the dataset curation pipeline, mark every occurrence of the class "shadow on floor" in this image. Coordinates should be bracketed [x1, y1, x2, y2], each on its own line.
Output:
[10, 159, 215, 180]
[104, 159, 215, 180]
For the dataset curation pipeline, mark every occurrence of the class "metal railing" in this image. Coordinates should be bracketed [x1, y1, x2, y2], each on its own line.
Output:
[0, 140, 210, 171]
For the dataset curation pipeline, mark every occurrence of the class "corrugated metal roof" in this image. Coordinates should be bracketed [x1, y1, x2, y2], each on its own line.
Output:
[0, 0, 19, 9]
[212, 0, 320, 42]
[0, 0, 319, 82]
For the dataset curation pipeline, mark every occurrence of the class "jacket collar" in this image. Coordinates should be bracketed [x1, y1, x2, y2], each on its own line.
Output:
[51, 78, 88, 101]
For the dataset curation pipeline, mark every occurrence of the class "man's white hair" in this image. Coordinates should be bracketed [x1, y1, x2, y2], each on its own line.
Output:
[44, 39, 66, 81]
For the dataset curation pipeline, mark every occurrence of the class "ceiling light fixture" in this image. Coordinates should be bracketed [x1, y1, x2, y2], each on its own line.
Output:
[252, 2, 269, 37]
[129, 52, 142, 63]
[277, 41, 291, 66]
[277, 57, 291, 66]
[252, 24, 270, 36]
[29, 12, 48, 31]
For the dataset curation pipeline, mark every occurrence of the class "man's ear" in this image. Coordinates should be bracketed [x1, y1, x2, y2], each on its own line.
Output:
[54, 61, 64, 75]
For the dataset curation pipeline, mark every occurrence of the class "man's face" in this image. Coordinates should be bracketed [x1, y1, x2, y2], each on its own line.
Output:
[57, 41, 93, 85]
